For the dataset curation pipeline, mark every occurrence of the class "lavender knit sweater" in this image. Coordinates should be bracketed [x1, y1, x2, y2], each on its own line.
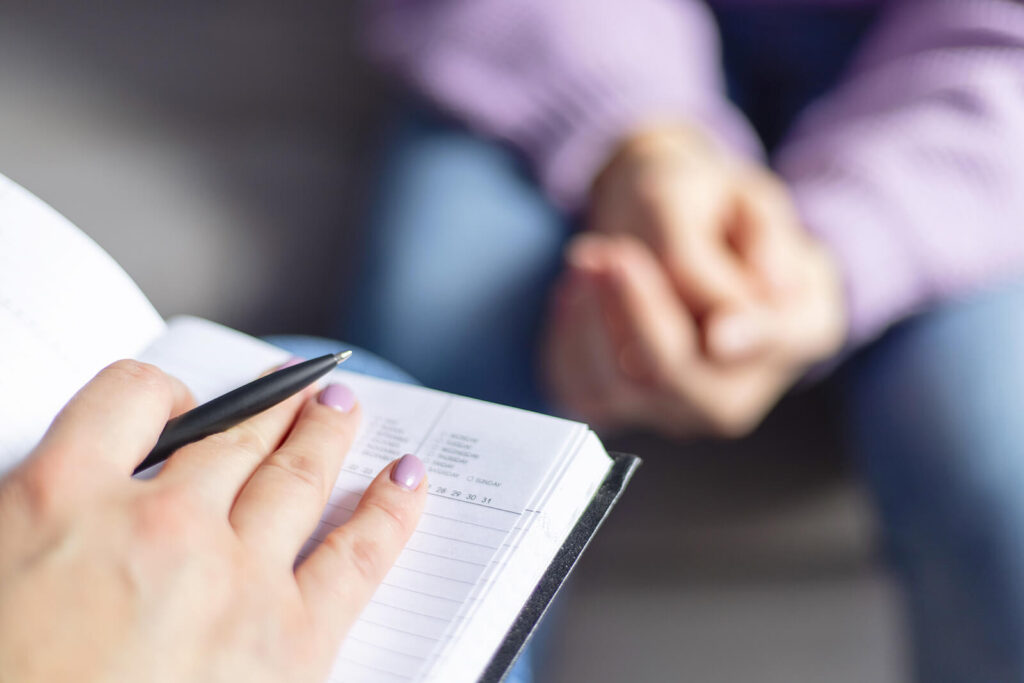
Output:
[368, 0, 1024, 347]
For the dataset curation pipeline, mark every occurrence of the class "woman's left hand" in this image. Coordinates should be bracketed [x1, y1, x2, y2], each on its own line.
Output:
[543, 229, 845, 438]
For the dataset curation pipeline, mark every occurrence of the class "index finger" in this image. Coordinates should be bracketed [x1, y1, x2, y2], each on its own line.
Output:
[295, 454, 427, 646]
[638, 176, 753, 315]
[662, 222, 753, 316]
[729, 175, 805, 298]
[597, 235, 701, 383]
[32, 359, 195, 483]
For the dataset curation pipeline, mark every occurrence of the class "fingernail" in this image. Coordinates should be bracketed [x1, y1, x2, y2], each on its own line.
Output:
[391, 453, 426, 491]
[319, 383, 356, 412]
[712, 314, 761, 358]
[276, 356, 305, 370]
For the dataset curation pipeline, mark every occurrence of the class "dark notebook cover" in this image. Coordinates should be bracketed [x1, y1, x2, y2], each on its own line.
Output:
[479, 452, 642, 682]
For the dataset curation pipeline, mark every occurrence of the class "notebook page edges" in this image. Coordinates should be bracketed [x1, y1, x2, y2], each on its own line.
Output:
[138, 316, 589, 682]
[0, 174, 165, 470]
[422, 426, 591, 665]
[425, 431, 612, 683]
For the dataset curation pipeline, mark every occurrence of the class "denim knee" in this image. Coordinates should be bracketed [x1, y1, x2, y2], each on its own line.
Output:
[842, 280, 1024, 680]
[344, 111, 568, 409]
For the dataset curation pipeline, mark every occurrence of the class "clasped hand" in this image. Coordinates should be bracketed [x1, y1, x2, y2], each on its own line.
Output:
[544, 126, 846, 437]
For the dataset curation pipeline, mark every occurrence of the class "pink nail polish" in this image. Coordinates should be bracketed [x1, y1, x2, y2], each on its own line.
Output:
[319, 383, 356, 412]
[391, 453, 425, 491]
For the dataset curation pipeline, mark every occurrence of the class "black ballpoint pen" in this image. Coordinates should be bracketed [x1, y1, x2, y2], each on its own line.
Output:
[132, 350, 352, 475]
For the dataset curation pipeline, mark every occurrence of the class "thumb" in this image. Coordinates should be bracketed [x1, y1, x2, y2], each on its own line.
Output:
[703, 306, 772, 363]
[729, 177, 804, 299]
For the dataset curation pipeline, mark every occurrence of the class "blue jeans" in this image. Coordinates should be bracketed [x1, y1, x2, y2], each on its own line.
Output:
[342, 116, 1024, 679]
[340, 113, 566, 413]
[842, 289, 1024, 682]
[265, 335, 535, 683]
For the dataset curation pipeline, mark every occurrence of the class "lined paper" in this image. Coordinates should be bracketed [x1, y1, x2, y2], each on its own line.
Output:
[425, 432, 612, 682]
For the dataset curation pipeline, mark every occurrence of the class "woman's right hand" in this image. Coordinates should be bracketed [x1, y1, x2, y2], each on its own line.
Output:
[0, 359, 426, 683]
[543, 125, 846, 438]
[589, 124, 801, 331]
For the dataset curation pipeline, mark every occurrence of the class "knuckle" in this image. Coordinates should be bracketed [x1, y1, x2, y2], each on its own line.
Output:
[14, 460, 64, 517]
[263, 449, 327, 498]
[133, 485, 202, 541]
[347, 534, 388, 584]
[107, 360, 169, 396]
[206, 422, 272, 458]
[365, 498, 414, 538]
[14, 454, 104, 518]
[324, 529, 388, 584]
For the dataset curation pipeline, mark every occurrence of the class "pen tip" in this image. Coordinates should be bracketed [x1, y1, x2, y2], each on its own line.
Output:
[334, 350, 353, 364]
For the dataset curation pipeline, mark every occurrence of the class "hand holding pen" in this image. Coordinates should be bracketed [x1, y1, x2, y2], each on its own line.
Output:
[0, 357, 427, 682]
[134, 350, 353, 474]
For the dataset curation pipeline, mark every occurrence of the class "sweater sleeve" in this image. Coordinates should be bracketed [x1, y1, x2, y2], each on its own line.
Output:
[776, 0, 1024, 347]
[366, 0, 762, 208]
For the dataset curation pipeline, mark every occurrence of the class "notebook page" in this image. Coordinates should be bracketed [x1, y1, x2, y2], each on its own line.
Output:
[316, 409, 589, 682]
[423, 426, 592, 660]
[138, 316, 589, 682]
[426, 431, 612, 683]
[0, 174, 165, 471]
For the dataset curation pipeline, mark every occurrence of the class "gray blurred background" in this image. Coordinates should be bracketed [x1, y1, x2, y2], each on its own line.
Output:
[0, 3, 906, 680]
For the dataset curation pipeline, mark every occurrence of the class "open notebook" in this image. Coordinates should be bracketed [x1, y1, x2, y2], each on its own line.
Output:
[0, 174, 637, 682]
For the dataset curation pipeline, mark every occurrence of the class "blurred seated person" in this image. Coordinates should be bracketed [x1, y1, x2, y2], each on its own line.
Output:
[343, 0, 1024, 680]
